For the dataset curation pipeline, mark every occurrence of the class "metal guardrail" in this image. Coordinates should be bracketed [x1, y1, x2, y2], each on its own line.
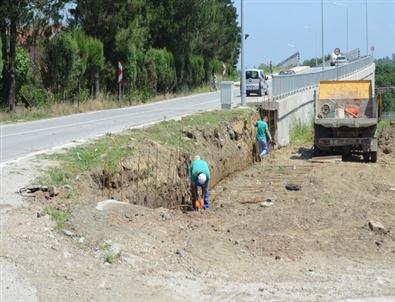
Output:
[382, 112, 395, 121]
[272, 56, 374, 100]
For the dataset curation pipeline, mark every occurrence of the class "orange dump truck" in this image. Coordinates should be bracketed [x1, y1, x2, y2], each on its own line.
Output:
[314, 80, 382, 162]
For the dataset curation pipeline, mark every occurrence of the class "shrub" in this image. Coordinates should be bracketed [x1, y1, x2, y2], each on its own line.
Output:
[19, 85, 49, 107]
[16, 47, 32, 92]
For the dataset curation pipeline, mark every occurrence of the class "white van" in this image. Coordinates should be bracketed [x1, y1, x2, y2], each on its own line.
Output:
[245, 69, 268, 96]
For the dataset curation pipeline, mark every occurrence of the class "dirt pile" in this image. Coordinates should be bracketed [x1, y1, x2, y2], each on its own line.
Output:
[379, 121, 395, 156]
[89, 114, 257, 209]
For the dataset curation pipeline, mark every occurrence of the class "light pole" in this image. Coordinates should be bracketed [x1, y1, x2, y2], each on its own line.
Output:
[241, 0, 246, 106]
[333, 2, 349, 53]
[365, 0, 369, 55]
[321, 0, 325, 70]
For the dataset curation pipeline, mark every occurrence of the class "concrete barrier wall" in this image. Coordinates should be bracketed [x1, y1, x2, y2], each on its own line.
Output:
[267, 63, 376, 146]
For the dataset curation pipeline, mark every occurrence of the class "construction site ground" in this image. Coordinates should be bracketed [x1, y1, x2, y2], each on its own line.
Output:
[1, 142, 395, 301]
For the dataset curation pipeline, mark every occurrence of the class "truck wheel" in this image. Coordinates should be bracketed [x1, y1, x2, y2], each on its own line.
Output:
[363, 152, 370, 163]
[370, 151, 377, 163]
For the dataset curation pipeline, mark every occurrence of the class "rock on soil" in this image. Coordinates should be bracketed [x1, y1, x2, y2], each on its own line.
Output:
[285, 183, 302, 191]
[368, 221, 386, 234]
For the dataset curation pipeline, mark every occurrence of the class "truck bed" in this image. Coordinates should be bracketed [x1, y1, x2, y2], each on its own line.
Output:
[315, 118, 378, 128]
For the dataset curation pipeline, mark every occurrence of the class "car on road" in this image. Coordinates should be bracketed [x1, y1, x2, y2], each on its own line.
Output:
[245, 69, 268, 96]
[279, 70, 296, 75]
[333, 56, 349, 66]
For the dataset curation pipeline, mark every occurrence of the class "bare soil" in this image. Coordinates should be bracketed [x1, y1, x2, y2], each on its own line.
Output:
[379, 122, 395, 156]
[2, 144, 395, 301]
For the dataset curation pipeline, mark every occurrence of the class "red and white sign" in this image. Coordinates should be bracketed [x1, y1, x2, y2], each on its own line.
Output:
[117, 61, 123, 84]
[334, 48, 341, 55]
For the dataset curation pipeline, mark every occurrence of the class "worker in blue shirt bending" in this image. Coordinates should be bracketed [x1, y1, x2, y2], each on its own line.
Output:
[190, 155, 211, 209]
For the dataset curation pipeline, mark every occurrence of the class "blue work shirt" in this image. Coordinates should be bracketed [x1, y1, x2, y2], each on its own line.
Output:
[255, 120, 269, 142]
[190, 159, 211, 183]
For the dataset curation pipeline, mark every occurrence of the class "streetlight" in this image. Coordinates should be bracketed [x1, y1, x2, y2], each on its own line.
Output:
[333, 1, 349, 53]
[241, 0, 246, 106]
[365, 0, 369, 55]
[321, 0, 325, 70]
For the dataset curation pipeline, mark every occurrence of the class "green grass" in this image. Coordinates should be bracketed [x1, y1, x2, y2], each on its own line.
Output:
[37, 108, 253, 192]
[377, 119, 390, 137]
[290, 120, 313, 146]
[104, 253, 116, 264]
[44, 206, 71, 229]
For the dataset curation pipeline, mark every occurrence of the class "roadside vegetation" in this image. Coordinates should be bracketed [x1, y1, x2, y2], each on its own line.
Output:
[290, 120, 313, 146]
[43, 206, 71, 230]
[375, 57, 395, 112]
[377, 119, 390, 137]
[0, 1, 240, 119]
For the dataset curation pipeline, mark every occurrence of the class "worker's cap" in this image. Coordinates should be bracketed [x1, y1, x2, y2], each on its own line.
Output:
[197, 173, 207, 185]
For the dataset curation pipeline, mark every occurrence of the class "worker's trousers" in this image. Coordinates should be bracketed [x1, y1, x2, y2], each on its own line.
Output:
[193, 182, 210, 209]
[258, 140, 269, 157]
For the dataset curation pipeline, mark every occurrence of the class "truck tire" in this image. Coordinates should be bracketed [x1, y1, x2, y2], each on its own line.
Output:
[370, 151, 377, 163]
[363, 152, 370, 163]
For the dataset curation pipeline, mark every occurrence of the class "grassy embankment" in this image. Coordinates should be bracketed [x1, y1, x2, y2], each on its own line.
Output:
[290, 120, 314, 146]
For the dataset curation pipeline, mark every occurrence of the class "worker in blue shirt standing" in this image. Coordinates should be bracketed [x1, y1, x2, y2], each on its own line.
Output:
[255, 115, 272, 159]
[190, 156, 211, 209]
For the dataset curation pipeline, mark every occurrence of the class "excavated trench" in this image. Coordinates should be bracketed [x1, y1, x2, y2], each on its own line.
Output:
[91, 115, 259, 209]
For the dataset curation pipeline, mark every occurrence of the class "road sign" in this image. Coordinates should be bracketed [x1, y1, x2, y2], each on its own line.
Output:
[117, 61, 123, 84]
[370, 46, 375, 52]
[334, 48, 341, 55]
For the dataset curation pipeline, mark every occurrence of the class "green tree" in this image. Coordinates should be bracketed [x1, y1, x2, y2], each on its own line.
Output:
[86, 38, 104, 96]
[44, 32, 80, 99]
[144, 48, 176, 94]
[0, 39, 2, 78]
[376, 58, 395, 112]
[0, 0, 65, 110]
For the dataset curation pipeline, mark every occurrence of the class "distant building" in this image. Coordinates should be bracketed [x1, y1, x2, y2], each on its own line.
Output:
[392, 53, 395, 61]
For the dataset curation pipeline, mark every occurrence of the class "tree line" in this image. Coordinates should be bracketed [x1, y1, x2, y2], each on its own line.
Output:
[0, 0, 240, 111]
[375, 57, 395, 112]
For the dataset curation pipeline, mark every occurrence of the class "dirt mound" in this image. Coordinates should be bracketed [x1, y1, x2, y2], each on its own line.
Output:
[379, 121, 395, 156]
[88, 114, 257, 209]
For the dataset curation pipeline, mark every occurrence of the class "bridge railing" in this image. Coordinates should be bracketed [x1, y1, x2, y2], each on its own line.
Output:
[271, 56, 374, 100]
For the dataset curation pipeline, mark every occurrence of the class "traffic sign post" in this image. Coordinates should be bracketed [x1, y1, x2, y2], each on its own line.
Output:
[370, 46, 375, 57]
[118, 61, 123, 102]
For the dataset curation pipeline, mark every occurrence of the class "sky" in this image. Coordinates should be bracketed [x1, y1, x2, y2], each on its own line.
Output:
[233, 0, 395, 67]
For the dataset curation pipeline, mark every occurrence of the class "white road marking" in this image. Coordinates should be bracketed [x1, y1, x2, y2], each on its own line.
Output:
[0, 91, 218, 128]
[2, 99, 218, 138]
[0, 101, 219, 167]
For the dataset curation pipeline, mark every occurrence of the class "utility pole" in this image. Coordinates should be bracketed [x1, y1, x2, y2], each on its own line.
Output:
[346, 7, 349, 53]
[321, 0, 325, 70]
[365, 0, 369, 55]
[241, 0, 246, 106]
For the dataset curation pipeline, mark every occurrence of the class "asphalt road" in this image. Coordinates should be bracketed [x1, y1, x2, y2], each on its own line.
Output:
[1, 90, 245, 164]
